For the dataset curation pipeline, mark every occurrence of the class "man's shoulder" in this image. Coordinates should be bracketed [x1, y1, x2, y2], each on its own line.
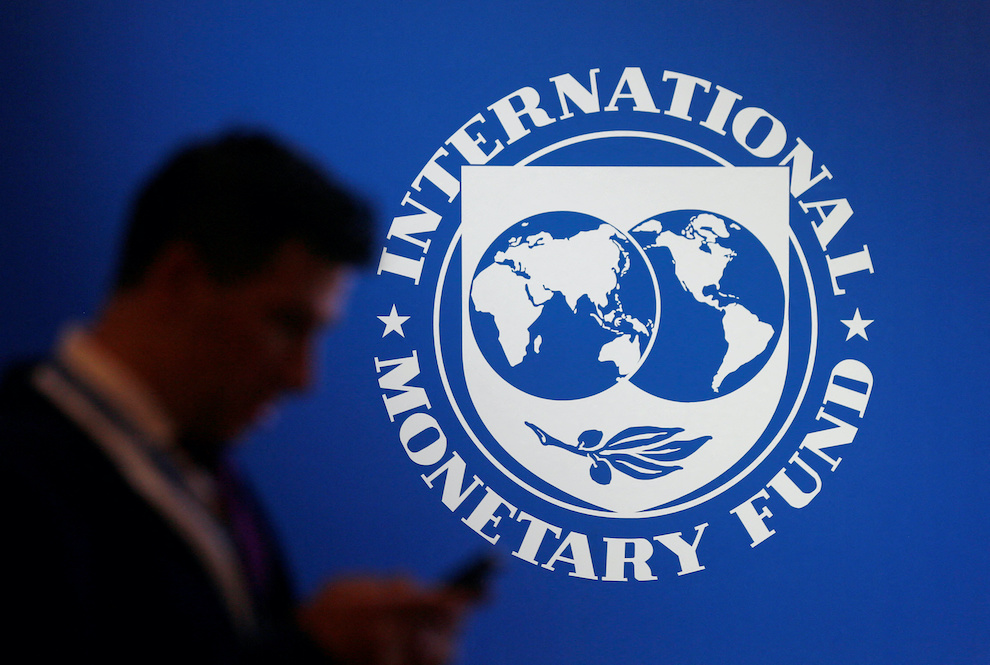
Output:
[0, 358, 220, 593]
[0, 359, 45, 411]
[0, 359, 129, 506]
[0, 360, 88, 459]
[0, 361, 256, 661]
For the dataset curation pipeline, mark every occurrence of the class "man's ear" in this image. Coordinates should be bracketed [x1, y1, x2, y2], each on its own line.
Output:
[142, 241, 217, 306]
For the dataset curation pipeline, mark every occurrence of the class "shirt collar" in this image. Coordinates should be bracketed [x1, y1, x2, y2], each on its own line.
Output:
[56, 325, 178, 453]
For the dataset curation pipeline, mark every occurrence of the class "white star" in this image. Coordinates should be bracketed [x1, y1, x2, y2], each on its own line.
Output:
[378, 305, 410, 338]
[841, 308, 874, 341]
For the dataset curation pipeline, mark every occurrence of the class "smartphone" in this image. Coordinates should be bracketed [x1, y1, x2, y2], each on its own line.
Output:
[442, 552, 499, 599]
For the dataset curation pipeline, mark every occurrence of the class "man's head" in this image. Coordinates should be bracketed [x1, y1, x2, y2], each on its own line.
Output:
[99, 131, 373, 452]
[116, 131, 372, 289]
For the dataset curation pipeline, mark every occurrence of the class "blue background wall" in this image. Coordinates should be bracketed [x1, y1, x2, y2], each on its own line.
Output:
[1, 2, 986, 663]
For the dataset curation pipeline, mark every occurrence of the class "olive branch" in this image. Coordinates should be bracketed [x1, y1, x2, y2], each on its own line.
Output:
[525, 422, 711, 485]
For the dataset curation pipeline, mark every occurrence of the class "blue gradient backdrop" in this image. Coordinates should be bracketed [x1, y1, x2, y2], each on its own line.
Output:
[1, 3, 986, 663]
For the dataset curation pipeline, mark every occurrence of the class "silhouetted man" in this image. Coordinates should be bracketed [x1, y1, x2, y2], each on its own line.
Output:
[0, 132, 467, 663]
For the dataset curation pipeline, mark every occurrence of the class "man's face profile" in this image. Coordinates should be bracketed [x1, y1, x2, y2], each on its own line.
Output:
[176, 240, 349, 444]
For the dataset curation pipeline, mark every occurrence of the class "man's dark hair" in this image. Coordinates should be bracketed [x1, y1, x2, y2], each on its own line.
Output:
[114, 130, 373, 289]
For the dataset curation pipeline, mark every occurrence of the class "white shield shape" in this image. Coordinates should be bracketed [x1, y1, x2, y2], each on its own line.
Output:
[450, 166, 793, 516]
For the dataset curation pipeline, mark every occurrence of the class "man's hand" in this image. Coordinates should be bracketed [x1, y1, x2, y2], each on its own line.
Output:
[298, 577, 472, 665]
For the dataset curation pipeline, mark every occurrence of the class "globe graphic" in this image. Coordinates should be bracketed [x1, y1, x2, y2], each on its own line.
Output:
[469, 211, 658, 400]
[628, 210, 784, 402]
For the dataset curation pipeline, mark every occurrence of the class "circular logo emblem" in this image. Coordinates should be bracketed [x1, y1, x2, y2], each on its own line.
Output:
[372, 67, 876, 580]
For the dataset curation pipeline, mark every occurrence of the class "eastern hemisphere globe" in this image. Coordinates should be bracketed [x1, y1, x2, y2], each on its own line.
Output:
[628, 210, 784, 402]
[469, 211, 658, 400]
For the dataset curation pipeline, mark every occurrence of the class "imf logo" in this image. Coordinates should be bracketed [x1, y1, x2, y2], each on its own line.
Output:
[373, 67, 875, 580]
